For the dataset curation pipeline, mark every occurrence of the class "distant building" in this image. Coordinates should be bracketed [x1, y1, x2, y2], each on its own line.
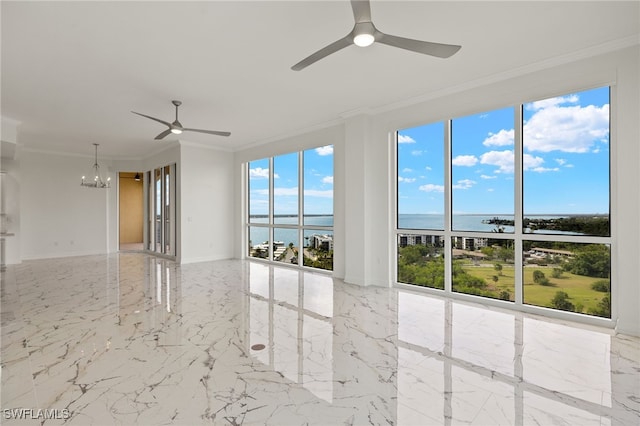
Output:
[453, 237, 488, 251]
[452, 249, 488, 260]
[311, 234, 333, 251]
[398, 234, 441, 247]
[530, 247, 574, 257]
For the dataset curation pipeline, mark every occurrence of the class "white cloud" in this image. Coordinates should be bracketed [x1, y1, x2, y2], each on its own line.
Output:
[419, 183, 444, 193]
[555, 158, 567, 166]
[249, 167, 270, 179]
[480, 174, 497, 179]
[483, 129, 514, 147]
[256, 187, 297, 196]
[402, 167, 413, 173]
[479, 150, 550, 173]
[530, 166, 560, 173]
[480, 150, 515, 173]
[452, 155, 478, 166]
[256, 187, 327, 199]
[425, 166, 432, 171]
[523, 154, 545, 171]
[525, 94, 579, 111]
[304, 189, 333, 198]
[322, 176, 333, 184]
[487, 188, 495, 192]
[398, 176, 416, 183]
[411, 150, 423, 156]
[398, 134, 416, 144]
[273, 187, 298, 196]
[453, 179, 476, 190]
[315, 145, 333, 156]
[523, 101, 609, 153]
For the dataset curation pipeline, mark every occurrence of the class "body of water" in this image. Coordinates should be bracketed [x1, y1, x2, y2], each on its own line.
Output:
[398, 214, 586, 235]
[399, 214, 517, 233]
[248, 215, 333, 247]
[247, 214, 584, 248]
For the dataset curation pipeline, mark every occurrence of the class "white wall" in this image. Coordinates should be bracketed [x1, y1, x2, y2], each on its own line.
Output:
[20, 149, 111, 259]
[16, 141, 236, 266]
[1, 157, 21, 264]
[179, 143, 234, 264]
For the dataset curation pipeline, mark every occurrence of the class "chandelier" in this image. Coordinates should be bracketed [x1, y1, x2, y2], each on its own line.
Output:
[81, 143, 111, 188]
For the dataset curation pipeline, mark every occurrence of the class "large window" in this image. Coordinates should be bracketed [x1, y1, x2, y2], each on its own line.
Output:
[247, 145, 334, 271]
[396, 87, 611, 319]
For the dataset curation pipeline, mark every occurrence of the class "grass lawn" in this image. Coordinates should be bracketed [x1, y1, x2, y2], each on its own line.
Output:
[459, 263, 608, 314]
[522, 266, 605, 313]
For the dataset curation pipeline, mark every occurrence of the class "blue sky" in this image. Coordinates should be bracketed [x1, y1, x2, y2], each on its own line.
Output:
[398, 86, 610, 215]
[249, 145, 334, 217]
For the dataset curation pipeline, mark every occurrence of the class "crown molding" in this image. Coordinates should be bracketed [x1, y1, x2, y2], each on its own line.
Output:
[372, 35, 639, 116]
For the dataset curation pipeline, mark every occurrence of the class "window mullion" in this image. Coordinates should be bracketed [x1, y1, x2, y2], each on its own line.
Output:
[269, 156, 274, 261]
[444, 119, 452, 293]
[298, 151, 304, 267]
[514, 105, 524, 306]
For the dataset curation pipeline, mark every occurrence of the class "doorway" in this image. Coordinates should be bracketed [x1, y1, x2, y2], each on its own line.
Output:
[119, 172, 144, 251]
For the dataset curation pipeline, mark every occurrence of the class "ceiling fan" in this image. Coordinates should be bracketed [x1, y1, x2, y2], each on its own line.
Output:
[292, 0, 461, 71]
[132, 100, 231, 140]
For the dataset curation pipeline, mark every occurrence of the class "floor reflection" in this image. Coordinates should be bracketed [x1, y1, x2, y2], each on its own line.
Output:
[248, 262, 639, 426]
[248, 262, 334, 403]
[1, 254, 637, 425]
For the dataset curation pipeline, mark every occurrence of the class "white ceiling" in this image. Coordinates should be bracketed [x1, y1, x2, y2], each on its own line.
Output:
[2, 1, 638, 159]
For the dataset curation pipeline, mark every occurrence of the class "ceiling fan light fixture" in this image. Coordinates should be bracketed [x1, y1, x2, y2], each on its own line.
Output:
[353, 33, 375, 47]
[291, 0, 461, 70]
[132, 100, 231, 140]
[171, 119, 183, 134]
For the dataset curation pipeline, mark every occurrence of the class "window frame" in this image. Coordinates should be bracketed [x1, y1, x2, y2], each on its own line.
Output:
[392, 86, 614, 327]
[246, 146, 334, 272]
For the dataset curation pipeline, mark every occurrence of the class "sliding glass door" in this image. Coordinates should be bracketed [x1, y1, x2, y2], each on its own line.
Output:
[146, 164, 176, 257]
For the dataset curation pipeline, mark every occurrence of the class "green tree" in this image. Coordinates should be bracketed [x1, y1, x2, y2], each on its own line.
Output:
[595, 294, 611, 318]
[453, 272, 486, 289]
[494, 263, 503, 276]
[551, 291, 574, 311]
[481, 247, 495, 258]
[399, 244, 430, 266]
[533, 270, 546, 284]
[565, 245, 610, 278]
[591, 280, 610, 292]
[588, 294, 611, 318]
[398, 254, 445, 289]
[497, 246, 514, 262]
[551, 268, 563, 279]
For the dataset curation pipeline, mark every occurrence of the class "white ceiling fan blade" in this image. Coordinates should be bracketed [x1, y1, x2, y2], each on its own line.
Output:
[131, 111, 171, 127]
[291, 35, 353, 71]
[154, 129, 172, 140]
[376, 32, 461, 58]
[351, 0, 372, 23]
[183, 128, 231, 137]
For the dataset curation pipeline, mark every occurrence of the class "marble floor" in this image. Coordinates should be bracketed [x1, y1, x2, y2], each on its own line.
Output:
[1, 253, 639, 425]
